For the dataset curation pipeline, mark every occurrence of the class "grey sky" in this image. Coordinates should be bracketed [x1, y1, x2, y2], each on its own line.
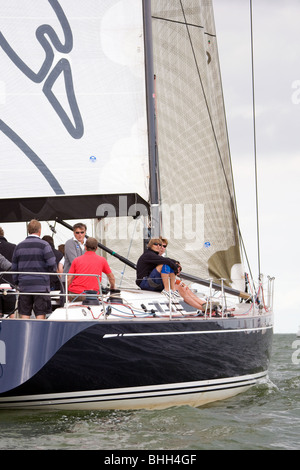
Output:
[214, 0, 300, 333]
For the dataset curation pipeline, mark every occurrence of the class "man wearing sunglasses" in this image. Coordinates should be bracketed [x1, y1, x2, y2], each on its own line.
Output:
[136, 238, 181, 300]
[159, 238, 168, 256]
[63, 223, 87, 274]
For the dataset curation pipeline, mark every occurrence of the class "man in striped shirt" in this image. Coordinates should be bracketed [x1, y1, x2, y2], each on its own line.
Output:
[12, 219, 57, 319]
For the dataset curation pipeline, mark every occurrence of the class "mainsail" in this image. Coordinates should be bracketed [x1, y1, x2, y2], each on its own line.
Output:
[151, 0, 244, 289]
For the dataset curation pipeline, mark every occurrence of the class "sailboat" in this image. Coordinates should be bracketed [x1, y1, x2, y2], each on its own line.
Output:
[0, 0, 274, 410]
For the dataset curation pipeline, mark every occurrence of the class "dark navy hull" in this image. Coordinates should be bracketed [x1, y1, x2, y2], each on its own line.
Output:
[0, 314, 273, 410]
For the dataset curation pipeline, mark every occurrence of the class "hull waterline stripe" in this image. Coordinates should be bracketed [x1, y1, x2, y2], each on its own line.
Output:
[103, 325, 273, 339]
[0, 372, 268, 407]
[0, 382, 258, 408]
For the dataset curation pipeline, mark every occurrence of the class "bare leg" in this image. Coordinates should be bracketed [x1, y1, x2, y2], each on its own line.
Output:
[157, 265, 176, 291]
[155, 264, 171, 291]
[175, 281, 206, 310]
[160, 272, 172, 291]
[169, 273, 176, 290]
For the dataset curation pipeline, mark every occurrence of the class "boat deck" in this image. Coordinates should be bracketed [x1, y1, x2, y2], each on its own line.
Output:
[47, 287, 266, 322]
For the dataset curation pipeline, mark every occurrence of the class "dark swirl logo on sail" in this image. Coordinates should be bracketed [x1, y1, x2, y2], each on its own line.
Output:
[0, 0, 84, 195]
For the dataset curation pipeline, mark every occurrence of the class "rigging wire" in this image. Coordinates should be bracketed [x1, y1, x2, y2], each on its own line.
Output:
[250, 0, 261, 279]
[119, 215, 139, 288]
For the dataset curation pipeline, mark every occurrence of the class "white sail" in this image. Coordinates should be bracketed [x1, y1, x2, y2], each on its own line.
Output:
[0, 0, 244, 289]
[0, 0, 149, 202]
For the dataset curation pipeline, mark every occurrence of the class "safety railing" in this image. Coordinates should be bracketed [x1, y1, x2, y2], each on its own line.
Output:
[0, 271, 106, 320]
[0, 271, 275, 320]
[201, 275, 275, 318]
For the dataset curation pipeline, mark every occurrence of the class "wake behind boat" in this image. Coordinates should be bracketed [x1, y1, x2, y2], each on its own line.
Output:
[0, 0, 274, 410]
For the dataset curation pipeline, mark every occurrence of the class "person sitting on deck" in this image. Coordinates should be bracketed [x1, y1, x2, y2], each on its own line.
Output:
[136, 238, 181, 300]
[158, 238, 206, 312]
[67, 237, 115, 300]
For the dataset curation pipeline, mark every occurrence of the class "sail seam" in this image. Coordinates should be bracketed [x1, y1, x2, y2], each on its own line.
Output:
[152, 15, 216, 37]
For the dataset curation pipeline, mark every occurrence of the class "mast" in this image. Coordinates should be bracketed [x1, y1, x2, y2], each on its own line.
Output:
[143, 0, 160, 240]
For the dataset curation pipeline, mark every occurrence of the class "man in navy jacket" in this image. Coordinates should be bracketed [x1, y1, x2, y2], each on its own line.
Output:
[12, 219, 56, 319]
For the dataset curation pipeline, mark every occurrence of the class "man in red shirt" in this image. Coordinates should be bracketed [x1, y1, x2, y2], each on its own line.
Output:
[67, 237, 115, 297]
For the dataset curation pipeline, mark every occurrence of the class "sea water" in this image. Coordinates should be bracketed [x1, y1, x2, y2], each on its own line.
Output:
[0, 334, 299, 451]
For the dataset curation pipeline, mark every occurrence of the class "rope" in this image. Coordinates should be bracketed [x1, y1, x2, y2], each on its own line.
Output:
[119, 215, 140, 288]
[250, 0, 261, 279]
